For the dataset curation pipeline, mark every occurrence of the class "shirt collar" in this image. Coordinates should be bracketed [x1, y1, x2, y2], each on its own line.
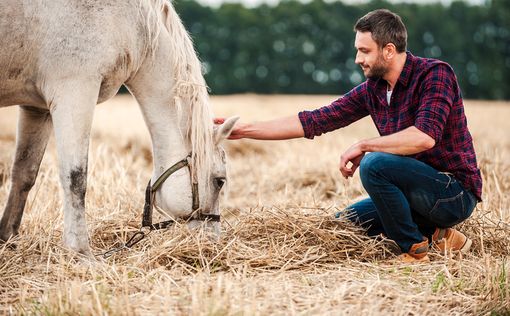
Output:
[398, 51, 414, 87]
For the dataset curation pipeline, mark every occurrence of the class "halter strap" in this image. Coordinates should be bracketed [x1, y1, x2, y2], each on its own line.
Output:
[141, 154, 220, 230]
[151, 158, 189, 191]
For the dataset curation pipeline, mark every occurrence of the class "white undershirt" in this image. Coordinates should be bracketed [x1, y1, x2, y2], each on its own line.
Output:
[386, 89, 393, 105]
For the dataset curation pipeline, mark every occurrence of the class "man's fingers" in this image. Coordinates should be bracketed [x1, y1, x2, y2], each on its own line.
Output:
[228, 134, 242, 140]
[341, 170, 352, 179]
[340, 156, 358, 179]
[351, 163, 359, 174]
[213, 118, 226, 124]
[339, 164, 352, 178]
[339, 155, 350, 178]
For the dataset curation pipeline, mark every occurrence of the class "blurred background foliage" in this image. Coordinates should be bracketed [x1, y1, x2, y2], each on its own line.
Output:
[171, 0, 509, 99]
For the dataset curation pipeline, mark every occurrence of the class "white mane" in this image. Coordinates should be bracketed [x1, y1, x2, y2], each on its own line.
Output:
[144, 0, 215, 181]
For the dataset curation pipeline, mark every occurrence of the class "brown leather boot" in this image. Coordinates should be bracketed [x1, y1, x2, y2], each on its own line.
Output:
[432, 228, 472, 254]
[393, 237, 430, 263]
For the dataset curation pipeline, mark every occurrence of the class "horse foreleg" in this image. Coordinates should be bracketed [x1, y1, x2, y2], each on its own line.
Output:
[50, 84, 97, 255]
[0, 106, 52, 242]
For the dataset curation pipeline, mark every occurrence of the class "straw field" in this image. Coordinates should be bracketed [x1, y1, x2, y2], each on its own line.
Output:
[0, 94, 509, 315]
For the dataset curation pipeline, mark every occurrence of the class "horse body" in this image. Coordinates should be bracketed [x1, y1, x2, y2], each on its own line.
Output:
[0, 0, 237, 255]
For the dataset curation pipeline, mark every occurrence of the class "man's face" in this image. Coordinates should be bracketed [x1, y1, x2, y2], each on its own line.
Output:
[354, 31, 389, 79]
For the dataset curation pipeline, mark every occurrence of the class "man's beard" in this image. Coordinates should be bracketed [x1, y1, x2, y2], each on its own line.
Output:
[365, 55, 388, 79]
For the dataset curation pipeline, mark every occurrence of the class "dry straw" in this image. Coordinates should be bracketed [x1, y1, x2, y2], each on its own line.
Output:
[95, 208, 392, 273]
[0, 96, 509, 315]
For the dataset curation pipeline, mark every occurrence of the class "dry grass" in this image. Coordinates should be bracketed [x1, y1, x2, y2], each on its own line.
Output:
[0, 94, 509, 315]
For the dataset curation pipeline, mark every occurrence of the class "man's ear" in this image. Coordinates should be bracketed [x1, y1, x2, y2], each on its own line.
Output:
[384, 43, 396, 59]
[214, 116, 240, 144]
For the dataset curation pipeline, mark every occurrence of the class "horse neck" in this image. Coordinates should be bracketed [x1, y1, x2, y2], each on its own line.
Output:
[142, 101, 191, 178]
[136, 0, 214, 179]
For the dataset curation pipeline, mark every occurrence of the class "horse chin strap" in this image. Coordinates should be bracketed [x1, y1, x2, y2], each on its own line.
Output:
[100, 154, 220, 259]
[142, 154, 220, 230]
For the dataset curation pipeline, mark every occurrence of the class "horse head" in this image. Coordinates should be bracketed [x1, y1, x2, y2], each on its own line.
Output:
[150, 116, 239, 235]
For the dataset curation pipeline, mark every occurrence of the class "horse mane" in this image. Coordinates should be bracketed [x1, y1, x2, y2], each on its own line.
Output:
[143, 0, 215, 182]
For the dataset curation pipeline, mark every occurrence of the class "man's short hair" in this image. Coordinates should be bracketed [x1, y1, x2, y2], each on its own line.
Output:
[354, 9, 407, 53]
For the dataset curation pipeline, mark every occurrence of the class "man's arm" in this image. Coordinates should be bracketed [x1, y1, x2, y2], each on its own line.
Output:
[339, 126, 435, 178]
[215, 83, 369, 141]
[216, 115, 305, 140]
[357, 126, 435, 154]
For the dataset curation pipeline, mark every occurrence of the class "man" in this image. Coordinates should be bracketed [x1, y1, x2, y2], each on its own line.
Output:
[216, 9, 482, 263]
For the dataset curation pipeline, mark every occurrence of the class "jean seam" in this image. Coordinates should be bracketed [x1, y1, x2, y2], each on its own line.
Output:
[429, 190, 464, 215]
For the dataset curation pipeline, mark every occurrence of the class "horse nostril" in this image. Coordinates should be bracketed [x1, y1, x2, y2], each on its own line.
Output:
[214, 177, 226, 189]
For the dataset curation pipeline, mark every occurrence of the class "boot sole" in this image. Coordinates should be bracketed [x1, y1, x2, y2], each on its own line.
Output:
[459, 237, 472, 254]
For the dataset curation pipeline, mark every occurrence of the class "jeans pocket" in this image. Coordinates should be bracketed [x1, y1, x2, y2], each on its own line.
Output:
[429, 191, 466, 226]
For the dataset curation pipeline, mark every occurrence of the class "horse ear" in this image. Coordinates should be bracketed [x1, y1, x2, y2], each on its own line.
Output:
[214, 116, 240, 144]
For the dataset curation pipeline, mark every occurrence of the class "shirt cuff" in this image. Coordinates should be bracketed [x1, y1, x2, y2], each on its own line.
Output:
[298, 111, 316, 139]
[414, 119, 442, 143]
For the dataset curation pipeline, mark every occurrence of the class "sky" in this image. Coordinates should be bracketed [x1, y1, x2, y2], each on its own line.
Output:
[195, 0, 489, 8]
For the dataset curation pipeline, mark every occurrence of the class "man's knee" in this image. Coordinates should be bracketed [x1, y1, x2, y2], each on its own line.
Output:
[359, 152, 396, 183]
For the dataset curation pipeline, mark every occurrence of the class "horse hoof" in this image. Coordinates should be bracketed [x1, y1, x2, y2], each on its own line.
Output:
[71, 246, 93, 258]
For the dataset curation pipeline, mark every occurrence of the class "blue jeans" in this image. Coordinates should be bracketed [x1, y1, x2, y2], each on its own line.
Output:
[337, 152, 477, 252]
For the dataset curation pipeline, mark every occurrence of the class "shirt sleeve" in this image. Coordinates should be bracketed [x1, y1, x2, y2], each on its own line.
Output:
[298, 82, 369, 139]
[414, 64, 455, 143]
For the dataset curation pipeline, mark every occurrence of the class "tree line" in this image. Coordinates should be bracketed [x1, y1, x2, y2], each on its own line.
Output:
[171, 0, 509, 99]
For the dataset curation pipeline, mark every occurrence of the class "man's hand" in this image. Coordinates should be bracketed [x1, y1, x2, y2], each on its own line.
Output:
[339, 143, 365, 179]
[214, 117, 244, 139]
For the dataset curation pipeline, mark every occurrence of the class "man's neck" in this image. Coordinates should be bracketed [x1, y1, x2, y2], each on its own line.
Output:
[383, 52, 407, 90]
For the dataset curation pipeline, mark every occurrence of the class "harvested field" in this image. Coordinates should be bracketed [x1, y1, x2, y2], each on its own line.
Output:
[0, 94, 509, 315]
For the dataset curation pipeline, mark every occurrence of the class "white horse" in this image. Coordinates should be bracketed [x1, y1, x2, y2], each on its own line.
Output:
[0, 0, 238, 255]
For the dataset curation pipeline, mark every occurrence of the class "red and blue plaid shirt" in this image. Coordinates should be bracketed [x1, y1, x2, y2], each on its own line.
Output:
[298, 52, 482, 200]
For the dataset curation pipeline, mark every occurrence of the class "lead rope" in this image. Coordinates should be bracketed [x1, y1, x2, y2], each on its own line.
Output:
[101, 229, 150, 259]
[99, 182, 155, 259]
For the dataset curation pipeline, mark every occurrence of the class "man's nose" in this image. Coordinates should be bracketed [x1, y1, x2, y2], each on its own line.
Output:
[355, 52, 362, 65]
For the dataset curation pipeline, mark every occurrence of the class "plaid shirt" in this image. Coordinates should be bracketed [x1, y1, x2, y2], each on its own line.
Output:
[298, 52, 482, 200]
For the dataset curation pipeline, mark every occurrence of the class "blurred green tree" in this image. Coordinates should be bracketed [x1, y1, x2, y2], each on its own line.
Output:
[171, 0, 509, 99]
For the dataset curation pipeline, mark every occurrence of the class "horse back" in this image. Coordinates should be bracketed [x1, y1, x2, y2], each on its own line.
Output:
[0, 0, 148, 107]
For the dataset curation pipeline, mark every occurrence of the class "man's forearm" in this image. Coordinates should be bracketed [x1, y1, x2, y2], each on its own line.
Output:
[358, 126, 435, 155]
[240, 115, 305, 140]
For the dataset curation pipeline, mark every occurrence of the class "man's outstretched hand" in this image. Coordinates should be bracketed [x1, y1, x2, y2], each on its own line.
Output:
[214, 117, 244, 139]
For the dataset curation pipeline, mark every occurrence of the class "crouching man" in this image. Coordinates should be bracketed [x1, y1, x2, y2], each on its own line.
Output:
[216, 9, 482, 263]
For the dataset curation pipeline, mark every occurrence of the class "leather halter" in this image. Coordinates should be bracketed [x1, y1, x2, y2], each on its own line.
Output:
[141, 154, 220, 230]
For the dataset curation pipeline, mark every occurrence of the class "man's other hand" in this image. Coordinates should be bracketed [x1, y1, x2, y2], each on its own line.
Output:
[339, 143, 365, 179]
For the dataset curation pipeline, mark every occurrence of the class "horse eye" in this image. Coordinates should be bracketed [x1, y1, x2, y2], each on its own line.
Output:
[214, 177, 226, 189]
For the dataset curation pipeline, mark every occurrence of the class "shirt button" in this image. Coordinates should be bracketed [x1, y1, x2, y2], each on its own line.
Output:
[389, 118, 395, 122]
